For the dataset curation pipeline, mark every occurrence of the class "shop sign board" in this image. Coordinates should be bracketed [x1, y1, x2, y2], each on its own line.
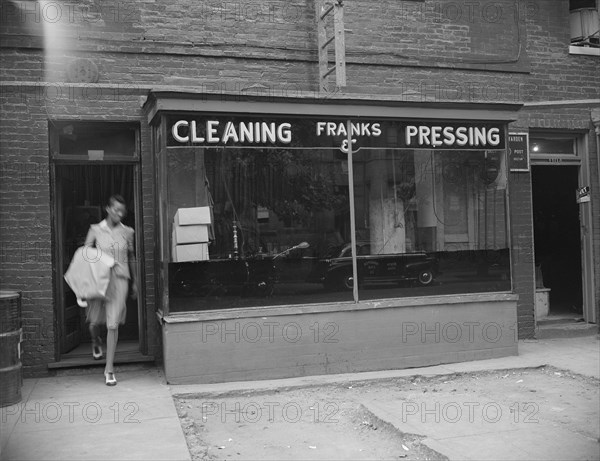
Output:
[508, 132, 529, 171]
[167, 116, 506, 151]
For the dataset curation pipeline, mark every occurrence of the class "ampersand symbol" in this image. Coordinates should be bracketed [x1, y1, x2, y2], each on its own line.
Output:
[340, 138, 357, 153]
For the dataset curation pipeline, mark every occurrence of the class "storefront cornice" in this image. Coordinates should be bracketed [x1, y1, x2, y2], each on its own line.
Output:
[144, 90, 523, 125]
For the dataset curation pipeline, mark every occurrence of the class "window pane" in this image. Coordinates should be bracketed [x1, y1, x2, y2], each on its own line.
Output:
[351, 149, 510, 301]
[529, 138, 575, 155]
[164, 137, 511, 312]
[53, 122, 137, 157]
[167, 147, 353, 312]
[569, 0, 597, 10]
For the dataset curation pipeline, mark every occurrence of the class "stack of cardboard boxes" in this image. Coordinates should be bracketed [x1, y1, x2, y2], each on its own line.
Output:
[172, 207, 211, 262]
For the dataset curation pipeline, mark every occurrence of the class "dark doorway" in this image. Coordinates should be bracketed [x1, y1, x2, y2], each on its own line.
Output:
[532, 165, 583, 315]
[56, 164, 139, 354]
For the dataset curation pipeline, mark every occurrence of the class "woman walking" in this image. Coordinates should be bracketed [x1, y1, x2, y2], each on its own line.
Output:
[84, 194, 137, 386]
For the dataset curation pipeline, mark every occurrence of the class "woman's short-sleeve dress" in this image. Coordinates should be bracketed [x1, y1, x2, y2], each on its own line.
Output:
[84, 220, 134, 328]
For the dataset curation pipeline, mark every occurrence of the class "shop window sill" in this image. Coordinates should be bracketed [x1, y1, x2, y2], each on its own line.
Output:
[159, 291, 518, 324]
[569, 45, 600, 56]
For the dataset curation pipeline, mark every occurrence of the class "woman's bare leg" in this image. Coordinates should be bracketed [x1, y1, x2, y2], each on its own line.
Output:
[105, 327, 118, 374]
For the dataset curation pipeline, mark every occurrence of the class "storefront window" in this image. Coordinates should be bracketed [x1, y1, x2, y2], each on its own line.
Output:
[167, 146, 354, 311]
[350, 148, 510, 301]
[161, 115, 511, 312]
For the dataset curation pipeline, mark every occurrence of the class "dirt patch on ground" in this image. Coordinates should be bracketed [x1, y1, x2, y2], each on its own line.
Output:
[173, 366, 599, 461]
[176, 387, 446, 460]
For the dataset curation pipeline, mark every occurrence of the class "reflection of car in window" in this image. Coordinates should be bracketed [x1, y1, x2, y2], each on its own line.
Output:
[170, 242, 311, 299]
[307, 242, 437, 291]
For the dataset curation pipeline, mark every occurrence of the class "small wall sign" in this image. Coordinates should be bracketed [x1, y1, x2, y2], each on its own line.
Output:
[577, 186, 591, 204]
[508, 132, 529, 172]
[87, 150, 104, 161]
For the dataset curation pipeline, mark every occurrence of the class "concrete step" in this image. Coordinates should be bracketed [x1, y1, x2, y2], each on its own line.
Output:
[538, 315, 585, 326]
[536, 318, 598, 339]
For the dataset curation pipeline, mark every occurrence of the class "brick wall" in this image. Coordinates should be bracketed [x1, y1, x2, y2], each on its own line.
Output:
[1, 0, 599, 372]
[0, 90, 54, 374]
[526, 1, 600, 102]
[1, 1, 596, 102]
[138, 116, 161, 359]
[507, 164, 536, 339]
[0, 86, 159, 375]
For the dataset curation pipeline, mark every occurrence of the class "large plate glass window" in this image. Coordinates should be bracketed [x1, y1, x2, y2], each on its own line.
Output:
[163, 115, 510, 312]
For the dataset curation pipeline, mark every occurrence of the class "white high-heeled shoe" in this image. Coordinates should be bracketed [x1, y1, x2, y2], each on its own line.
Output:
[104, 371, 117, 386]
[92, 338, 103, 360]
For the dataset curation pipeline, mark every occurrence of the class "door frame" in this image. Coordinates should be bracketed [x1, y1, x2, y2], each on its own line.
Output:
[576, 134, 596, 323]
[530, 131, 596, 323]
[50, 123, 146, 361]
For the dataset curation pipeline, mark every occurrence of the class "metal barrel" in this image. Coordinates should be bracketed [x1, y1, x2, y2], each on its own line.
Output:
[0, 291, 23, 407]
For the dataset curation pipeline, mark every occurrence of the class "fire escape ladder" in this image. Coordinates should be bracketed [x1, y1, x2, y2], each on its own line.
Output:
[315, 0, 347, 92]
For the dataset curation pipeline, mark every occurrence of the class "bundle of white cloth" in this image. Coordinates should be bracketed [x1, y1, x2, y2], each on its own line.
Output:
[64, 246, 115, 307]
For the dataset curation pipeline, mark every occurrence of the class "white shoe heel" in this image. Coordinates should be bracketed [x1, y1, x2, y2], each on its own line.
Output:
[104, 371, 117, 386]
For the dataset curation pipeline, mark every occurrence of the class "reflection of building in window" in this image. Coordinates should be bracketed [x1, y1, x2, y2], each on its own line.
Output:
[192, 148, 509, 258]
[411, 151, 508, 254]
[364, 151, 412, 254]
[569, 0, 599, 48]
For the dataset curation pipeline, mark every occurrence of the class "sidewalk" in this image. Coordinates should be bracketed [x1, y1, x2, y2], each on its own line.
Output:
[1, 367, 192, 461]
[1, 335, 598, 461]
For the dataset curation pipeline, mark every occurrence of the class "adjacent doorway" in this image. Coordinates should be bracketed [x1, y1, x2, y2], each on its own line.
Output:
[532, 165, 583, 316]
